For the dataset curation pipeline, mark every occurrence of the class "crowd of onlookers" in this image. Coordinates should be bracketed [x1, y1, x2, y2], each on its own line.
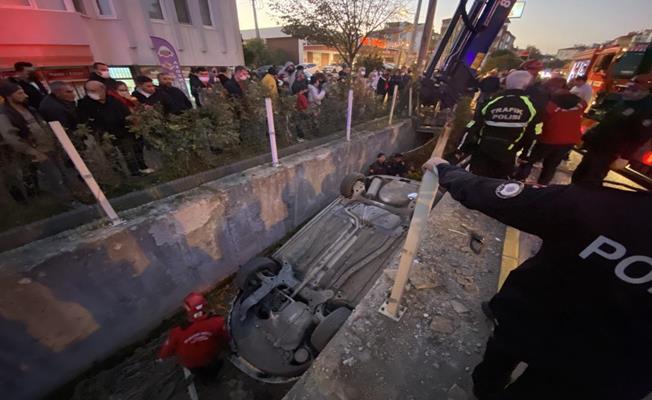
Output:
[0, 60, 406, 208]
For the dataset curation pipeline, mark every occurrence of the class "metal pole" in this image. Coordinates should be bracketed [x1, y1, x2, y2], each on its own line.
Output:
[381, 168, 439, 320]
[345, 89, 354, 141]
[264, 98, 280, 167]
[408, 0, 423, 64]
[388, 85, 399, 125]
[408, 86, 413, 117]
[48, 121, 121, 225]
[416, 0, 438, 73]
[252, 0, 261, 39]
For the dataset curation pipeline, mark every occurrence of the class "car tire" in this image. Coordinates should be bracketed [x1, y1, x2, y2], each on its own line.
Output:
[340, 173, 366, 198]
[310, 307, 352, 352]
[235, 257, 280, 291]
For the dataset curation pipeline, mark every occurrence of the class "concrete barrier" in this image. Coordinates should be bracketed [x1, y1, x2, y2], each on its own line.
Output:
[0, 119, 418, 400]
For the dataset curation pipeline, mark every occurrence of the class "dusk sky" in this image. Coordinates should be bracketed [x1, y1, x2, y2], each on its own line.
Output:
[237, 0, 652, 54]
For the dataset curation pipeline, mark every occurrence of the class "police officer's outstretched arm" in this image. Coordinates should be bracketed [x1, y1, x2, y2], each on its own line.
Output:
[423, 158, 568, 238]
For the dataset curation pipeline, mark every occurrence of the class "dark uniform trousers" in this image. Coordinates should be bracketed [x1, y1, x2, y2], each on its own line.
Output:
[459, 89, 542, 180]
[571, 150, 616, 187]
[470, 153, 516, 180]
[437, 163, 652, 400]
[513, 143, 574, 184]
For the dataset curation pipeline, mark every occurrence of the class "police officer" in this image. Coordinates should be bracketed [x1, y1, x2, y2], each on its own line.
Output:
[456, 70, 542, 179]
[572, 75, 652, 187]
[423, 156, 652, 400]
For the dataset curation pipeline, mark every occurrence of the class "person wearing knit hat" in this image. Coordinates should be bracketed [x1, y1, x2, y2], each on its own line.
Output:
[453, 70, 543, 179]
[0, 79, 71, 202]
[505, 70, 533, 90]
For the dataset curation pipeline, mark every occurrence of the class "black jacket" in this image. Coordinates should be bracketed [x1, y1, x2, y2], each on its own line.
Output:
[38, 94, 77, 130]
[292, 79, 309, 95]
[438, 163, 652, 398]
[479, 76, 501, 94]
[189, 74, 213, 107]
[9, 77, 48, 110]
[158, 85, 192, 114]
[77, 95, 130, 139]
[583, 94, 652, 157]
[459, 89, 542, 160]
[223, 78, 243, 98]
[132, 89, 176, 115]
[376, 77, 390, 97]
[88, 72, 118, 89]
[368, 160, 389, 175]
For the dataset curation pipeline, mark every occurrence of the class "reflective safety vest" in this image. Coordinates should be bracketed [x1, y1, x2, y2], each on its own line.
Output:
[459, 89, 543, 158]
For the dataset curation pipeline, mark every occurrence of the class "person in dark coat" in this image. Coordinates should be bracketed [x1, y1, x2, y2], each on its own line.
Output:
[572, 78, 652, 187]
[38, 81, 78, 131]
[155, 73, 192, 114]
[216, 67, 230, 86]
[387, 153, 407, 177]
[0, 80, 71, 203]
[8, 61, 48, 110]
[88, 62, 118, 89]
[132, 76, 176, 115]
[368, 153, 389, 175]
[477, 69, 501, 104]
[78, 80, 150, 175]
[189, 67, 213, 107]
[223, 66, 250, 98]
[376, 70, 391, 98]
[424, 155, 652, 400]
[291, 70, 309, 95]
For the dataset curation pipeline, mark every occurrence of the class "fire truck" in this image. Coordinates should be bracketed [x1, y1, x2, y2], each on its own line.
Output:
[567, 31, 652, 107]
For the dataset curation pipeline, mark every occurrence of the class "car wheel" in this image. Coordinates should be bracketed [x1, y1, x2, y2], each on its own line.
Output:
[235, 257, 280, 291]
[340, 173, 366, 198]
[310, 307, 352, 352]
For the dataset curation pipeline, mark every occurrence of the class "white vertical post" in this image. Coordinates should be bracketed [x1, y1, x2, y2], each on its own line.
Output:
[381, 168, 439, 320]
[345, 88, 354, 141]
[264, 97, 280, 167]
[388, 85, 398, 125]
[408, 86, 413, 117]
[48, 121, 121, 225]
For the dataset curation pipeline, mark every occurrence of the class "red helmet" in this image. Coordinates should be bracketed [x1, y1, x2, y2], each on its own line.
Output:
[183, 292, 208, 321]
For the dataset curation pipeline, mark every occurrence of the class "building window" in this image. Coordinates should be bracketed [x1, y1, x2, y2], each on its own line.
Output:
[1, 0, 33, 6]
[35, 0, 66, 10]
[71, 0, 86, 13]
[173, 0, 191, 24]
[94, 0, 113, 16]
[144, 0, 163, 20]
[199, 0, 212, 26]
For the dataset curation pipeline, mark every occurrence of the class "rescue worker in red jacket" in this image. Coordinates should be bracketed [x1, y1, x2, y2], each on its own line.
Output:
[159, 293, 229, 381]
[513, 88, 587, 185]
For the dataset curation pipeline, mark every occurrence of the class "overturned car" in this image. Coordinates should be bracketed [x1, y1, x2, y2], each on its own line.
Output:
[229, 173, 420, 382]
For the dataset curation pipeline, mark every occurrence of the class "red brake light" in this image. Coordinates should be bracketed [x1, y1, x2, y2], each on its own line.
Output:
[642, 151, 652, 166]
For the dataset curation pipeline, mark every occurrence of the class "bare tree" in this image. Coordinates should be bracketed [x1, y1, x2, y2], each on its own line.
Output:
[269, 0, 407, 67]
